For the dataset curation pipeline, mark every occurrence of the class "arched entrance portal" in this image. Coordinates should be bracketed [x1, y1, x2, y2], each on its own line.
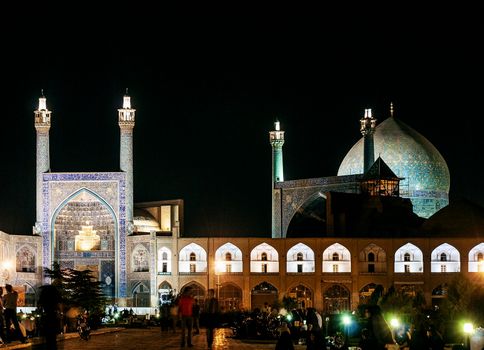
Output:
[53, 190, 116, 298]
[251, 282, 278, 311]
[219, 283, 242, 311]
[288, 285, 312, 309]
[132, 282, 150, 307]
[323, 284, 350, 314]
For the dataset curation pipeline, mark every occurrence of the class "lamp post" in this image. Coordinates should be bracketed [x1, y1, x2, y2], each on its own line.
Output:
[215, 261, 224, 300]
[390, 317, 400, 342]
[463, 322, 474, 350]
[342, 314, 351, 347]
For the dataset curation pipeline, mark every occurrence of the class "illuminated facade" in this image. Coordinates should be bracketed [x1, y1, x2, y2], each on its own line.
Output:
[0, 96, 482, 314]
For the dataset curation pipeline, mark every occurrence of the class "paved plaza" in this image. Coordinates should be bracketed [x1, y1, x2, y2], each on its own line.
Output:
[3, 326, 306, 350]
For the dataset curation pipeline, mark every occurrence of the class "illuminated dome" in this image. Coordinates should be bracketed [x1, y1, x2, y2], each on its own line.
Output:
[337, 116, 450, 218]
[133, 209, 161, 233]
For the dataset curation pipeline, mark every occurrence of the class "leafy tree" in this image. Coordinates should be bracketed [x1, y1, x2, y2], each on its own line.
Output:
[438, 273, 479, 322]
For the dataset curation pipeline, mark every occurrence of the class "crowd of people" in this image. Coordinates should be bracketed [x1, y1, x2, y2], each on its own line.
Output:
[158, 286, 220, 349]
[0, 285, 472, 350]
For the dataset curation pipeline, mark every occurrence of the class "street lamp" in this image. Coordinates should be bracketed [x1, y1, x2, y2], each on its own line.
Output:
[463, 322, 474, 350]
[215, 261, 224, 300]
[342, 314, 352, 346]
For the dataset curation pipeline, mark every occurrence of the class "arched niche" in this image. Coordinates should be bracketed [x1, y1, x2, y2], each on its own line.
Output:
[250, 242, 279, 273]
[394, 243, 423, 273]
[215, 242, 243, 273]
[131, 243, 149, 272]
[358, 243, 386, 273]
[468, 243, 484, 272]
[287, 243, 315, 273]
[179, 243, 207, 273]
[431, 243, 460, 273]
[322, 243, 351, 273]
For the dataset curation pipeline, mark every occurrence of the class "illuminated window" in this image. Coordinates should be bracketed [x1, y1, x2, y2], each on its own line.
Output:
[297, 252, 303, 261]
[190, 264, 196, 273]
[441, 265, 446, 273]
[190, 252, 196, 261]
[297, 264, 303, 273]
[332, 253, 339, 261]
[404, 253, 411, 262]
[162, 252, 168, 260]
[162, 262, 167, 273]
[440, 253, 447, 262]
[225, 252, 232, 261]
[333, 264, 338, 273]
[226, 264, 232, 273]
[404, 265, 410, 273]
[261, 252, 268, 261]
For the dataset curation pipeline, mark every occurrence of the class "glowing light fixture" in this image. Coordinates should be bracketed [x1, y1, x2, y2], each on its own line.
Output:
[75, 225, 101, 251]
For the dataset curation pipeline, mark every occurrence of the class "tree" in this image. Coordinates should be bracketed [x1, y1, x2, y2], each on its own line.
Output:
[44, 264, 107, 327]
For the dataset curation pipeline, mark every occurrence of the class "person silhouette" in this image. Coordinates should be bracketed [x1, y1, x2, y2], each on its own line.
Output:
[37, 284, 63, 350]
[3, 284, 28, 344]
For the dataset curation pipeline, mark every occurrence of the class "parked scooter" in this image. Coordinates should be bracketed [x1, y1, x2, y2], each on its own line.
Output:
[77, 313, 91, 341]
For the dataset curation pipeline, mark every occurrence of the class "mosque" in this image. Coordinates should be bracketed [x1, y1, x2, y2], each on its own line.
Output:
[0, 94, 482, 314]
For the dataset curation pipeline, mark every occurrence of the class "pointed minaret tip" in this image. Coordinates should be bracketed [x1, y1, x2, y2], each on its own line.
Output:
[274, 120, 280, 131]
[38, 90, 47, 111]
[125, 88, 129, 96]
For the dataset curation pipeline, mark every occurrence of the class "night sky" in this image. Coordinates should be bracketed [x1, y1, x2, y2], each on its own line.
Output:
[0, 6, 482, 236]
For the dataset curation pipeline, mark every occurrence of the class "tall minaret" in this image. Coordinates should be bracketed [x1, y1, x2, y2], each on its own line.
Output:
[269, 120, 285, 238]
[34, 91, 51, 234]
[118, 90, 136, 232]
[360, 108, 377, 173]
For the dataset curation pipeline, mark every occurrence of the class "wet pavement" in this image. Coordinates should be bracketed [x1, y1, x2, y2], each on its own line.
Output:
[1, 327, 307, 350]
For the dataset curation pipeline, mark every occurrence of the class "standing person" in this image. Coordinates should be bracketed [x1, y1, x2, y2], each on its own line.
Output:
[3, 284, 28, 344]
[427, 325, 444, 350]
[205, 288, 219, 350]
[0, 287, 5, 344]
[192, 299, 200, 335]
[178, 287, 195, 347]
[275, 330, 295, 350]
[169, 300, 179, 333]
[363, 305, 396, 350]
[37, 284, 63, 350]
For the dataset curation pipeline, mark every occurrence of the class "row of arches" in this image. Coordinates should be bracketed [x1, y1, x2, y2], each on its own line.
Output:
[148, 280, 451, 314]
[130, 242, 484, 274]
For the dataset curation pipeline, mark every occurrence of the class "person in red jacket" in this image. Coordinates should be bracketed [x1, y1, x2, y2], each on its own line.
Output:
[178, 287, 195, 347]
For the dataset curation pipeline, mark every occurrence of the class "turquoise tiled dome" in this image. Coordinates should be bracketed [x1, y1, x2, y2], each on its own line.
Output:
[337, 117, 450, 218]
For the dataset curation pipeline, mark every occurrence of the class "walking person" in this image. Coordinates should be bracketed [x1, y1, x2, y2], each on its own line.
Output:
[178, 287, 195, 347]
[192, 299, 200, 335]
[3, 284, 28, 344]
[205, 288, 219, 350]
[0, 287, 6, 345]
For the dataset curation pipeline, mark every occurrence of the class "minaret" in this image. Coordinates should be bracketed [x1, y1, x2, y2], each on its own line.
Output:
[360, 108, 377, 173]
[269, 120, 285, 238]
[118, 90, 136, 232]
[34, 91, 51, 234]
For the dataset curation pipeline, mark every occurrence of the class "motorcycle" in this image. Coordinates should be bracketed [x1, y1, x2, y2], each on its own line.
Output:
[77, 315, 91, 341]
